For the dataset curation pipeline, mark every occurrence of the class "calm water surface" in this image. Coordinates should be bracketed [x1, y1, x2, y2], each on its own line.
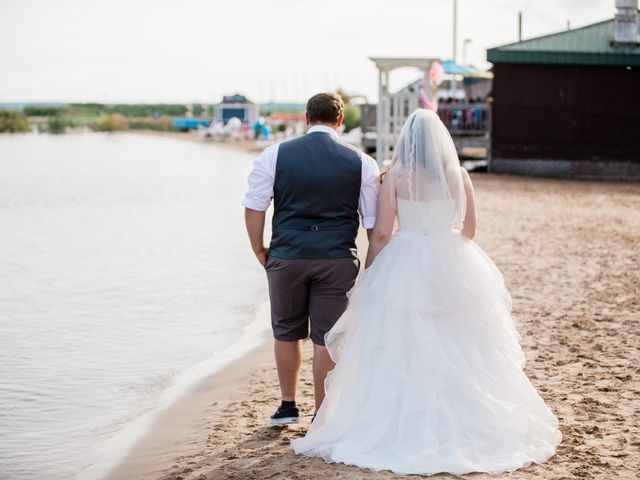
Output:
[0, 133, 267, 479]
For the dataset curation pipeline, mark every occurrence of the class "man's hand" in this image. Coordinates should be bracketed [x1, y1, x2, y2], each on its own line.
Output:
[245, 208, 268, 267]
[254, 246, 268, 267]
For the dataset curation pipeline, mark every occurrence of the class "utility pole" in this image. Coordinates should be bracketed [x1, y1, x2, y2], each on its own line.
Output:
[452, 0, 458, 99]
[453, 0, 458, 63]
[463, 38, 472, 66]
[518, 11, 523, 41]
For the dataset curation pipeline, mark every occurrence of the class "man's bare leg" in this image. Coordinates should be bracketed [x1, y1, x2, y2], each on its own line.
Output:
[313, 344, 335, 412]
[274, 339, 302, 401]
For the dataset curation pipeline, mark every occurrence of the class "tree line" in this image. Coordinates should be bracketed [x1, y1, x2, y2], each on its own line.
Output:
[23, 103, 196, 117]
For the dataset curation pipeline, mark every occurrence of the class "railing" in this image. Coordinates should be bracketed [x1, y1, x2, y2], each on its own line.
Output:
[360, 102, 491, 137]
[437, 103, 491, 137]
[359, 102, 492, 159]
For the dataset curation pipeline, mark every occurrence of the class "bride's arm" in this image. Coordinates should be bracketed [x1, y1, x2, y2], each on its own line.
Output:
[460, 168, 477, 239]
[364, 177, 396, 269]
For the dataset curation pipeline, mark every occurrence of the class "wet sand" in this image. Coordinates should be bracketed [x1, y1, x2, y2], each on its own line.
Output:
[106, 170, 640, 480]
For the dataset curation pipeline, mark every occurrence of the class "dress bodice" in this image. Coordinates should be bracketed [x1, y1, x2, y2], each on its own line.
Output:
[397, 198, 456, 233]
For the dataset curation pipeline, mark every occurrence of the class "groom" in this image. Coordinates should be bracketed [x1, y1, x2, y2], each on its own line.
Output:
[243, 93, 379, 424]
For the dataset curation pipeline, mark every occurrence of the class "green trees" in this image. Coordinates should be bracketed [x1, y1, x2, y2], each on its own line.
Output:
[342, 104, 361, 133]
[48, 114, 68, 134]
[336, 89, 363, 133]
[22, 103, 189, 119]
[94, 114, 129, 132]
[5, 104, 196, 134]
[66, 103, 188, 117]
[0, 111, 29, 133]
[24, 105, 64, 116]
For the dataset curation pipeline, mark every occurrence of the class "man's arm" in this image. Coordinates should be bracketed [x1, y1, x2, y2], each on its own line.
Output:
[241, 144, 277, 267]
[359, 153, 381, 239]
[244, 208, 268, 266]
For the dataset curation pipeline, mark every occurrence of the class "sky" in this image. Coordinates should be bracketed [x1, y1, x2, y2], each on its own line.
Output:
[0, 0, 616, 104]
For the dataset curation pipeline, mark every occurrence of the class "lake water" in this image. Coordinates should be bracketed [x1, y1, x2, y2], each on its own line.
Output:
[0, 133, 269, 479]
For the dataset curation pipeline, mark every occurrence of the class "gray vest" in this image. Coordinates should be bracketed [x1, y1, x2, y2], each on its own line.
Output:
[269, 132, 362, 259]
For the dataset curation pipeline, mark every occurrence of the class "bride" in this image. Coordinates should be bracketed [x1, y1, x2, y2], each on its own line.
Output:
[291, 109, 562, 476]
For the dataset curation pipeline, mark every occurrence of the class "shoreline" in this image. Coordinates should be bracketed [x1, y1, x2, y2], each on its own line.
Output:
[100, 224, 371, 480]
[94, 129, 271, 480]
[123, 129, 271, 154]
[100, 305, 273, 480]
[102, 336, 274, 480]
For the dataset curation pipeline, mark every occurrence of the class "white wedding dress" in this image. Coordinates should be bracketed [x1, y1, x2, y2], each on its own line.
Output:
[291, 110, 562, 476]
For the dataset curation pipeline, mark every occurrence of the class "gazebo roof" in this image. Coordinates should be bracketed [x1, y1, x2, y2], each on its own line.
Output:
[369, 57, 439, 72]
[487, 17, 640, 66]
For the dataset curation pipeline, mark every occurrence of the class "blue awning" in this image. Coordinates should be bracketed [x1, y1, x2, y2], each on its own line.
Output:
[442, 60, 493, 78]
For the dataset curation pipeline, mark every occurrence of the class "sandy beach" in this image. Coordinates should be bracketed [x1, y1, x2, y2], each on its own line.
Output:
[106, 147, 640, 480]
[126, 129, 269, 154]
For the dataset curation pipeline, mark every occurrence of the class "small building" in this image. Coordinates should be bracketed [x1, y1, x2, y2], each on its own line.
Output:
[214, 94, 258, 126]
[487, 1, 640, 180]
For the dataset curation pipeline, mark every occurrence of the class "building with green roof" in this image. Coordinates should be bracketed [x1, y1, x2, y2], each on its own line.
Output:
[486, 2, 640, 180]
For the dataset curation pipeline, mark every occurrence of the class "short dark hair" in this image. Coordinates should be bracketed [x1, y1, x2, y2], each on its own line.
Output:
[306, 93, 344, 124]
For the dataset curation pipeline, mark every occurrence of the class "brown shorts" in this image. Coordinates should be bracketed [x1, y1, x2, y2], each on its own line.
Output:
[265, 256, 360, 346]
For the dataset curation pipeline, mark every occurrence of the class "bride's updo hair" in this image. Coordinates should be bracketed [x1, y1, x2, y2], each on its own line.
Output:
[306, 93, 344, 125]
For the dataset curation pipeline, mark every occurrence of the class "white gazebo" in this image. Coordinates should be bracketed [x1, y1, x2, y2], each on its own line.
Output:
[370, 57, 439, 165]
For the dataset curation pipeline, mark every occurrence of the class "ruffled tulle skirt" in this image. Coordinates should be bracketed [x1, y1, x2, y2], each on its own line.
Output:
[291, 229, 562, 476]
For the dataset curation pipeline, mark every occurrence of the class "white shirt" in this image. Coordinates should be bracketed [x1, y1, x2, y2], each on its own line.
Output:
[242, 125, 380, 229]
